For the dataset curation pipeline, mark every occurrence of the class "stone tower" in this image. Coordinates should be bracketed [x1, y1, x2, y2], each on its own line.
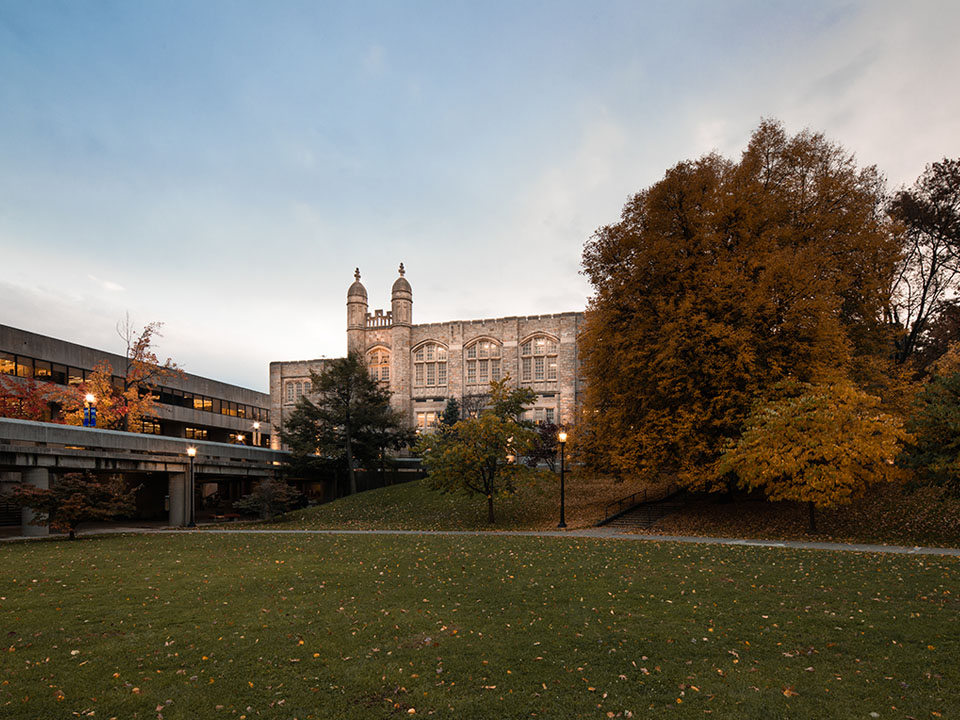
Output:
[346, 268, 367, 355]
[390, 263, 413, 420]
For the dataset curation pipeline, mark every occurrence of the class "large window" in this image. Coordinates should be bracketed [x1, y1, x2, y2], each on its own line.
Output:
[465, 339, 502, 386]
[416, 411, 438, 432]
[520, 335, 558, 383]
[413, 342, 447, 387]
[367, 347, 391, 384]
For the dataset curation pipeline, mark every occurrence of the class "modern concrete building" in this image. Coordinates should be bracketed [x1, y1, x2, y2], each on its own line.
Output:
[270, 265, 583, 446]
[0, 324, 273, 446]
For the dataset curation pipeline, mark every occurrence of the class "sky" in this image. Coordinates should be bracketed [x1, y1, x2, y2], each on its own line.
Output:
[2, 1, 959, 392]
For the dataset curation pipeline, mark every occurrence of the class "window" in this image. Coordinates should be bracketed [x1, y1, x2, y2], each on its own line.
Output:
[520, 335, 558, 383]
[416, 411, 438, 431]
[286, 383, 295, 402]
[367, 347, 391, 384]
[15, 356, 32, 379]
[464, 339, 501, 386]
[546, 408, 555, 424]
[185, 427, 208, 440]
[0, 352, 14, 375]
[413, 342, 447, 387]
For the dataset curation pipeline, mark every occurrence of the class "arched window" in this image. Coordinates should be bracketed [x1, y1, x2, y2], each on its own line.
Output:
[367, 347, 391, 384]
[520, 335, 558, 383]
[413, 342, 447, 387]
[464, 338, 502, 386]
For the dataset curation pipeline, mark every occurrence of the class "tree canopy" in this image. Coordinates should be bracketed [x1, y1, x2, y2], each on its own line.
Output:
[578, 120, 900, 489]
[281, 352, 409, 494]
[417, 378, 539, 524]
[719, 379, 908, 532]
[10, 472, 138, 540]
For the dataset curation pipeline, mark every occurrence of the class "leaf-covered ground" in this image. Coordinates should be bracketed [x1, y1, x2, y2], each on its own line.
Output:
[1, 533, 957, 719]
[649, 484, 960, 548]
[251, 474, 653, 532]
[255, 477, 960, 548]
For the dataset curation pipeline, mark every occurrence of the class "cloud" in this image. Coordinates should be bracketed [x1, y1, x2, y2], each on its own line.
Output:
[88, 275, 125, 292]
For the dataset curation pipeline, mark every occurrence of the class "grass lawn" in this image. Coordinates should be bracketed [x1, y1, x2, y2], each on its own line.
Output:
[1, 533, 957, 719]
[251, 475, 669, 533]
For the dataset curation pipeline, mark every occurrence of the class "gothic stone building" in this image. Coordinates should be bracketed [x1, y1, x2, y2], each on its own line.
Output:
[268, 266, 583, 447]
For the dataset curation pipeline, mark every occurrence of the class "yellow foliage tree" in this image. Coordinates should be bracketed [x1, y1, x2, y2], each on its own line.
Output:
[718, 379, 910, 533]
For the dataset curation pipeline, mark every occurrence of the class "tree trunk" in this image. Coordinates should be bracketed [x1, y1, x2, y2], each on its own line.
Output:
[486, 494, 495, 524]
[345, 419, 357, 495]
[68, 528, 76, 540]
[807, 501, 817, 534]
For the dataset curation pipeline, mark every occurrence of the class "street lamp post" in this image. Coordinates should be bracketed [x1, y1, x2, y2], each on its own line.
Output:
[253, 421, 261, 447]
[557, 430, 567, 529]
[236, 433, 246, 445]
[187, 447, 197, 528]
[83, 393, 97, 428]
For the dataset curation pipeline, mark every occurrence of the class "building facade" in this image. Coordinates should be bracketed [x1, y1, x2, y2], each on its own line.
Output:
[0, 324, 273, 446]
[269, 265, 583, 446]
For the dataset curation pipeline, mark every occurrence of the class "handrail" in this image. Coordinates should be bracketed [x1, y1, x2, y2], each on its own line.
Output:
[601, 482, 680, 524]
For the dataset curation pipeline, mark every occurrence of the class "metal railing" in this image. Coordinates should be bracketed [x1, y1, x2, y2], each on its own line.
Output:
[601, 482, 680, 525]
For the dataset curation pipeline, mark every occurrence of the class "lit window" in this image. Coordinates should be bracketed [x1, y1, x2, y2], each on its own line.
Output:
[367, 347, 390, 385]
[413, 342, 447, 387]
[520, 335, 558, 385]
[465, 339, 503, 386]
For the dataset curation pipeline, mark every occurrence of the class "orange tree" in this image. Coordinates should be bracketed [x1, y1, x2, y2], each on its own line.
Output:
[416, 378, 540, 524]
[63, 320, 182, 431]
[577, 119, 900, 490]
[718, 379, 909, 533]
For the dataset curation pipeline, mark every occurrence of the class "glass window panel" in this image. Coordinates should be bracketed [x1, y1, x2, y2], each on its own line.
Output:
[426, 345, 434, 361]
[238, 405, 247, 419]
[491, 359, 501, 380]
[521, 357, 531, 382]
[304, 382, 311, 395]
[417, 413, 425, 430]
[415, 364, 424, 386]
[0, 352, 15, 375]
[535, 356, 545, 380]
[546, 408, 555, 424]
[547, 340, 557, 355]
[51, 363, 67, 385]
[491, 343, 500, 358]
[437, 347, 446, 361]
[467, 360, 476, 384]
[521, 341, 531, 356]
[415, 347, 424, 362]
[15, 356, 33, 378]
[479, 343, 488, 359]
[479, 359, 489, 382]
[534, 338, 545, 355]
[382, 367, 390, 382]
[436, 363, 445, 386]
[34, 360, 52, 379]
[547, 360, 558, 380]
[467, 345, 476, 359]
[426, 363, 435, 386]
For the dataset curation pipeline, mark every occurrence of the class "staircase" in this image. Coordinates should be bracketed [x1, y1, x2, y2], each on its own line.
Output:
[602, 495, 687, 531]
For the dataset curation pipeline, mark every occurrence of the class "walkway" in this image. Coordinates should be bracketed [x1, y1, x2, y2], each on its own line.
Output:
[6, 523, 956, 557]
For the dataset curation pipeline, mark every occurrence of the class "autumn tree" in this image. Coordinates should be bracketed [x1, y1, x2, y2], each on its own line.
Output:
[0, 376, 71, 422]
[10, 472, 139, 540]
[281, 352, 408, 494]
[578, 119, 900, 490]
[62, 319, 182, 431]
[417, 378, 539, 524]
[887, 158, 960, 366]
[719, 379, 908, 533]
[901, 365, 960, 495]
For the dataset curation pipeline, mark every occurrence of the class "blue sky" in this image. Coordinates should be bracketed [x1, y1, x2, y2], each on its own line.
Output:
[2, 1, 958, 391]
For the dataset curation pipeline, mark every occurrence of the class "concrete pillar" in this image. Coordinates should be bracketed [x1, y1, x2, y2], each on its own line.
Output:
[21, 467, 50, 537]
[168, 472, 187, 527]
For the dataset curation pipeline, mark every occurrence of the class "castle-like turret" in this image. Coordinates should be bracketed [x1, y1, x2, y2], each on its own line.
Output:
[346, 267, 367, 355]
[390, 263, 412, 420]
[391, 262, 413, 326]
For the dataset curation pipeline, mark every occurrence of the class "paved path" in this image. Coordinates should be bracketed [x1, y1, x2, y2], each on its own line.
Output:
[5, 524, 960, 556]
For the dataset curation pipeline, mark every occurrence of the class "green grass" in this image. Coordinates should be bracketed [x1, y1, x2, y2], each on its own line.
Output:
[252, 478, 573, 531]
[2, 533, 958, 719]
